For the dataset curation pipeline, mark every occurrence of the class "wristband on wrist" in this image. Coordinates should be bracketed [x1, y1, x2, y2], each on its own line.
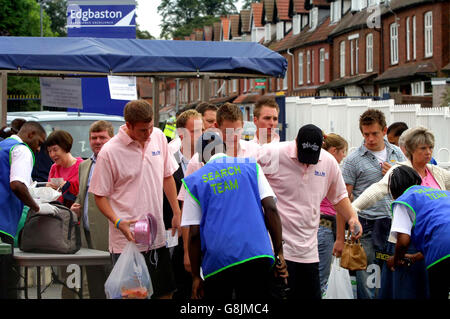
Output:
[114, 218, 122, 229]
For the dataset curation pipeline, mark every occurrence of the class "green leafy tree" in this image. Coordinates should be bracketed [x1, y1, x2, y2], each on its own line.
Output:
[158, 0, 238, 39]
[0, 0, 55, 111]
[41, 0, 67, 37]
[241, 0, 260, 10]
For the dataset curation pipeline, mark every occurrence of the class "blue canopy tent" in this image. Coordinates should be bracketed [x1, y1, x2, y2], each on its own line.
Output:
[0, 36, 287, 126]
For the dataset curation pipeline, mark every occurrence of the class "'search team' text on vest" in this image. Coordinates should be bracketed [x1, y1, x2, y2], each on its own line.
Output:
[182, 156, 275, 279]
[392, 185, 450, 269]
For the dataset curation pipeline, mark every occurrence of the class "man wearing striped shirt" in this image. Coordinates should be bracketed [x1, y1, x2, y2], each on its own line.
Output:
[341, 109, 406, 299]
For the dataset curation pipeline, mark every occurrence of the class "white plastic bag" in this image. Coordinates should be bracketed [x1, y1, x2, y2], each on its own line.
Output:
[323, 256, 354, 299]
[105, 242, 153, 299]
[28, 183, 61, 204]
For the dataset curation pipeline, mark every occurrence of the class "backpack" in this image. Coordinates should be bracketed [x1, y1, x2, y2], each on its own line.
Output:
[19, 201, 81, 254]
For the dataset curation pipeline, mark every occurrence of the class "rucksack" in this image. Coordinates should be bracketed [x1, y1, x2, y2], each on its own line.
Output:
[19, 201, 81, 254]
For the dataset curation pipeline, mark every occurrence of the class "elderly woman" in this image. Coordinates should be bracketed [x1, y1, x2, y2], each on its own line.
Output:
[46, 130, 83, 208]
[351, 126, 450, 299]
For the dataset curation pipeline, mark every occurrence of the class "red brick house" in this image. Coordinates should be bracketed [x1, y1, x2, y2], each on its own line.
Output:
[374, 0, 450, 106]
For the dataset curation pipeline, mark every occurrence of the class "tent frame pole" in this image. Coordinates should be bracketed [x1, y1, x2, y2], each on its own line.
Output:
[0, 72, 6, 127]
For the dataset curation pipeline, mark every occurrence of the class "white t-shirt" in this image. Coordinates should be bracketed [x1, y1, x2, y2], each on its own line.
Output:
[9, 135, 34, 187]
[369, 147, 387, 165]
[389, 204, 414, 243]
[181, 153, 276, 226]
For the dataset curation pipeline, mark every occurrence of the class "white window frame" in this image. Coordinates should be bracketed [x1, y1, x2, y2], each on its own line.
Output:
[198, 79, 201, 100]
[390, 22, 399, 65]
[332, 1, 342, 23]
[319, 48, 325, 83]
[340, 41, 346, 78]
[424, 11, 433, 58]
[298, 52, 304, 85]
[355, 39, 359, 74]
[243, 78, 247, 92]
[310, 7, 318, 30]
[276, 21, 284, 41]
[283, 72, 288, 90]
[411, 81, 424, 96]
[412, 16, 417, 60]
[307, 50, 311, 84]
[232, 79, 237, 93]
[265, 24, 271, 43]
[406, 17, 410, 61]
[311, 50, 315, 83]
[350, 40, 354, 75]
[379, 86, 389, 97]
[293, 15, 301, 35]
[366, 33, 373, 72]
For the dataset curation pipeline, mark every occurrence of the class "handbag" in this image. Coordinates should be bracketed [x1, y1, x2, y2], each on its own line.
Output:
[340, 238, 367, 271]
[18, 201, 81, 254]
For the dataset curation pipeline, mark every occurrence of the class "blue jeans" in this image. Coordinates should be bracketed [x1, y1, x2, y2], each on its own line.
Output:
[356, 217, 391, 299]
[318, 225, 334, 295]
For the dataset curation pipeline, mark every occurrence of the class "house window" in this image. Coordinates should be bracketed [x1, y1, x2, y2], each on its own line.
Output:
[368, 0, 377, 7]
[265, 24, 271, 43]
[340, 41, 346, 78]
[307, 50, 311, 84]
[232, 79, 237, 92]
[379, 86, 389, 97]
[360, 0, 368, 10]
[366, 33, 373, 72]
[319, 48, 325, 83]
[293, 15, 301, 35]
[312, 50, 315, 83]
[350, 40, 354, 75]
[412, 16, 416, 59]
[331, 1, 342, 23]
[298, 52, 304, 85]
[283, 72, 288, 90]
[424, 11, 433, 58]
[411, 82, 424, 96]
[355, 39, 359, 74]
[198, 79, 201, 100]
[276, 21, 284, 40]
[406, 17, 410, 61]
[390, 22, 399, 65]
[244, 78, 247, 92]
[310, 7, 318, 30]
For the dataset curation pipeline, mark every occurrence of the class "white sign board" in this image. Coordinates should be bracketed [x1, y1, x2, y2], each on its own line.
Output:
[107, 76, 137, 101]
[40, 77, 83, 109]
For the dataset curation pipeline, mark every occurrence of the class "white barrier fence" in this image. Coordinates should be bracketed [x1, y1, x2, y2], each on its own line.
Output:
[285, 97, 450, 169]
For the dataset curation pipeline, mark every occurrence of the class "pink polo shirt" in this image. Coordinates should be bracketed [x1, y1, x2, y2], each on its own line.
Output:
[257, 141, 348, 263]
[89, 125, 178, 253]
[421, 167, 441, 189]
[177, 139, 261, 201]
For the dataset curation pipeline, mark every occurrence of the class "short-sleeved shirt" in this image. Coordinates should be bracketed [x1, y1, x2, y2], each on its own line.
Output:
[177, 139, 261, 201]
[48, 157, 83, 204]
[89, 125, 178, 253]
[257, 141, 348, 263]
[341, 140, 406, 220]
[9, 135, 34, 187]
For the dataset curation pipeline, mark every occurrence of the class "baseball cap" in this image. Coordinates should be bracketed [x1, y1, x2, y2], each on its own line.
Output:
[296, 124, 323, 164]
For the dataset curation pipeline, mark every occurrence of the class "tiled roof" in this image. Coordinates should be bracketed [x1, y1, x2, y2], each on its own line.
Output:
[276, 0, 291, 21]
[221, 16, 230, 40]
[263, 0, 276, 23]
[213, 22, 221, 41]
[375, 61, 438, 83]
[381, 0, 434, 14]
[275, 16, 335, 52]
[230, 15, 240, 38]
[312, 0, 330, 7]
[329, 8, 372, 37]
[251, 3, 264, 28]
[318, 73, 377, 90]
[293, 0, 308, 13]
[203, 25, 213, 41]
[240, 9, 251, 33]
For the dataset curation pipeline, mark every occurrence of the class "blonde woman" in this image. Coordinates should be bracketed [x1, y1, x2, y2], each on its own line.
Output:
[318, 133, 348, 295]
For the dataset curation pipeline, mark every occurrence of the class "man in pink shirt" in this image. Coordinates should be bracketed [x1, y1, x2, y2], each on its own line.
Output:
[257, 124, 362, 299]
[89, 100, 182, 299]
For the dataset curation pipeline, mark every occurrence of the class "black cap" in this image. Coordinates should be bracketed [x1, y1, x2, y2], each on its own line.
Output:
[195, 131, 226, 163]
[296, 124, 323, 164]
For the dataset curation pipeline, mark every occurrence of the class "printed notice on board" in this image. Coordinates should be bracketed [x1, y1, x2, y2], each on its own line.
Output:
[107, 76, 137, 100]
[40, 77, 83, 109]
